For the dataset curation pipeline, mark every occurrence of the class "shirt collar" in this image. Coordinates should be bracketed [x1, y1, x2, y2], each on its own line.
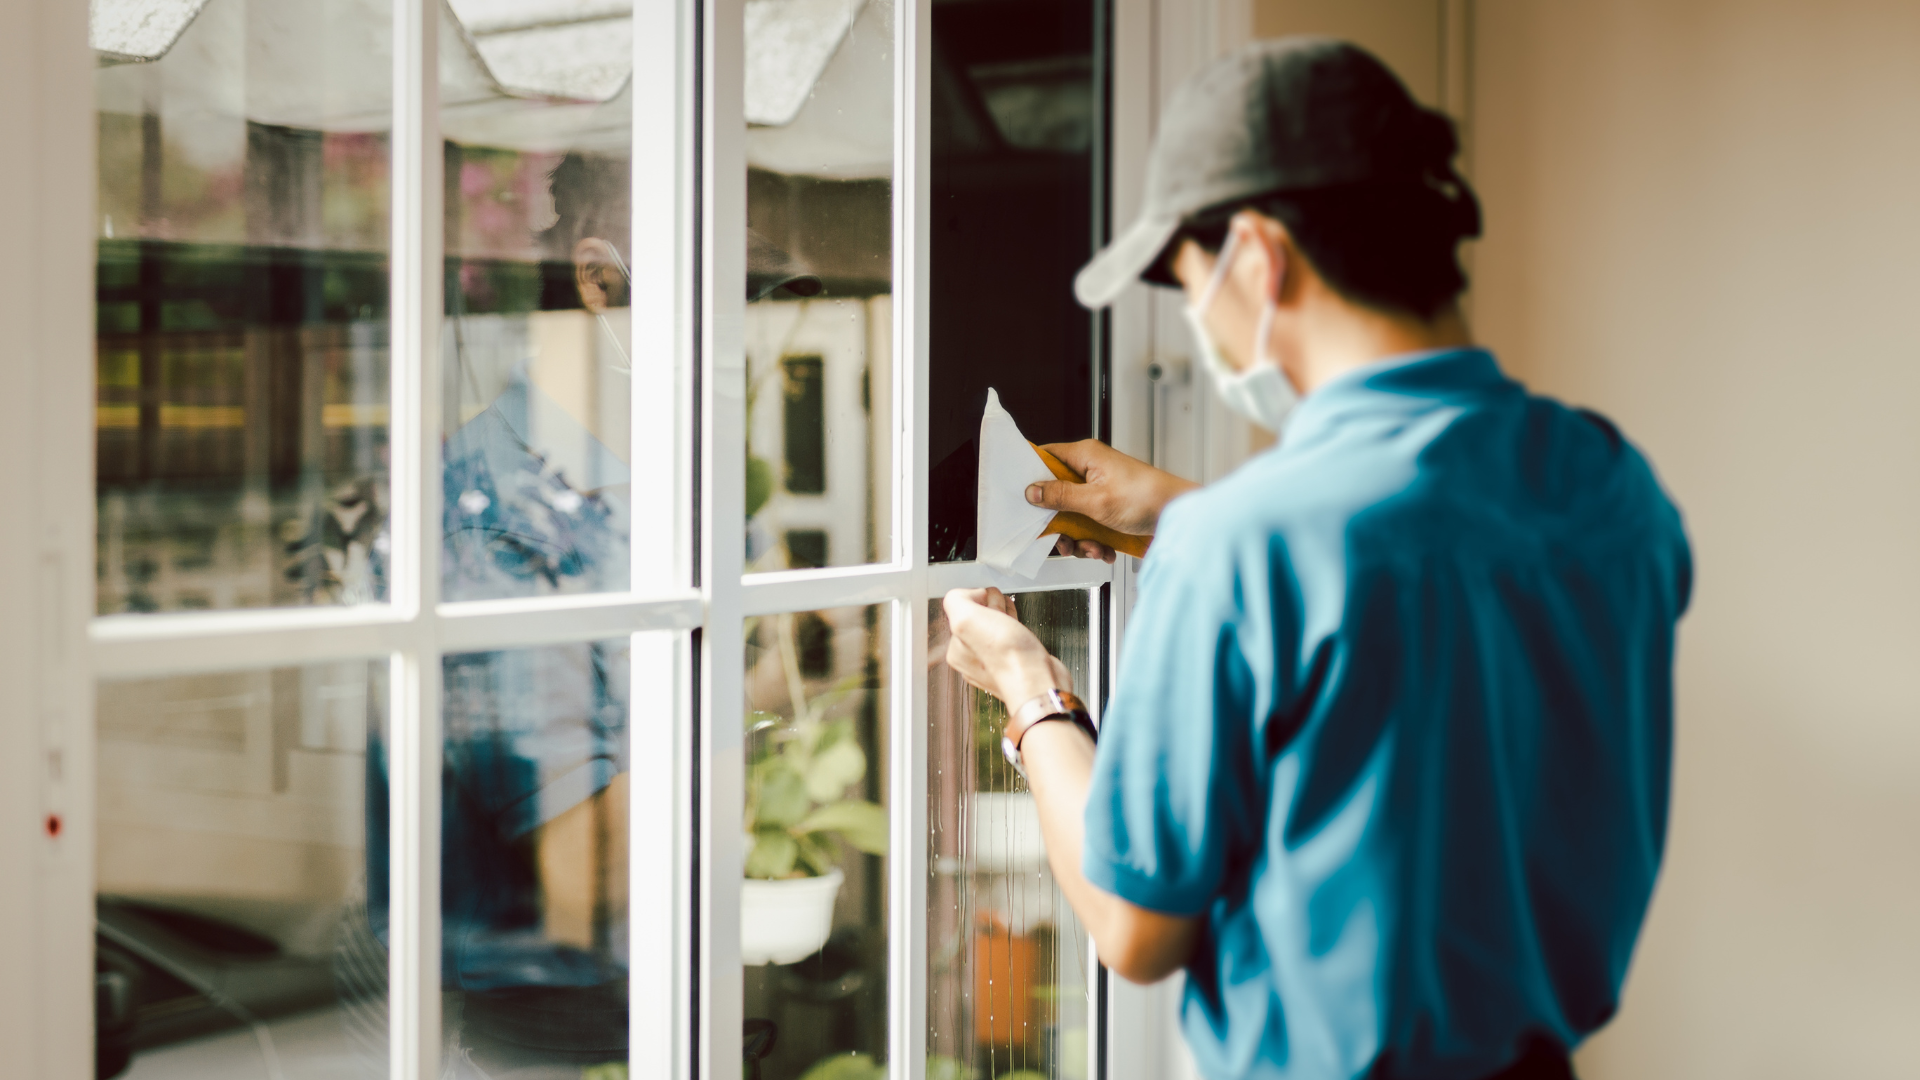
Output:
[1281, 347, 1512, 444]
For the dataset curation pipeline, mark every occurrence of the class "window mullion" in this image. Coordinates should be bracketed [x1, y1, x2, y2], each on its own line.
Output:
[893, 0, 935, 1073]
[389, 0, 444, 1075]
[628, 8, 698, 1069]
[700, 0, 751, 1075]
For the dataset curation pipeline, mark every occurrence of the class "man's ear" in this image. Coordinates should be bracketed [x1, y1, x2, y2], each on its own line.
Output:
[1228, 210, 1292, 306]
[572, 237, 625, 314]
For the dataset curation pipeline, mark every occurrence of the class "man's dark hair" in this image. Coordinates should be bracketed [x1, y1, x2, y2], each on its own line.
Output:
[1176, 174, 1481, 321]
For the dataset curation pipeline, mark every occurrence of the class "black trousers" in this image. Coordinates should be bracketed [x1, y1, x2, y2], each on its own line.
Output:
[1369, 1039, 1576, 1080]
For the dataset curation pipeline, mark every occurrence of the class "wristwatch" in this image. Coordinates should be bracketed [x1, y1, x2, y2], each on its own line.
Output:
[1001, 688, 1098, 778]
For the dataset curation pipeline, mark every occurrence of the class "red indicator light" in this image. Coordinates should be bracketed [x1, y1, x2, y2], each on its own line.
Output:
[44, 814, 62, 839]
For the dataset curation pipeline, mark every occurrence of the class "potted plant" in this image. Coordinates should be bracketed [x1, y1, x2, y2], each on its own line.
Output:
[742, 660, 888, 966]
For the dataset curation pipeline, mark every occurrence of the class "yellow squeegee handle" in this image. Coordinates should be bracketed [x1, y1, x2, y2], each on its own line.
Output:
[1029, 443, 1153, 559]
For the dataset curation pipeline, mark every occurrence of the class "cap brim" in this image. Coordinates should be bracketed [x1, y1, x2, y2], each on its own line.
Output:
[747, 270, 823, 303]
[1073, 213, 1182, 309]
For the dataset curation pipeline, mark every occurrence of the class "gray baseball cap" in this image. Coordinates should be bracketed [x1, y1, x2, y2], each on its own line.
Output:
[1074, 37, 1466, 308]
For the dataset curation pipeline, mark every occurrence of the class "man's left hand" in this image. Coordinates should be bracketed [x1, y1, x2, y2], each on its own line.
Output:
[942, 587, 1072, 707]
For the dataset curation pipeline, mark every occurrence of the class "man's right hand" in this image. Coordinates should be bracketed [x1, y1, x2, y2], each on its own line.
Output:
[1027, 440, 1199, 560]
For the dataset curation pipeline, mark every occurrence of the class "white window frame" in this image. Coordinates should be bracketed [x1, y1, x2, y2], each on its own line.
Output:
[0, 0, 1225, 1076]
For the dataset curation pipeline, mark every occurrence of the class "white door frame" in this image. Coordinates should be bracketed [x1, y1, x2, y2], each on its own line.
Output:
[0, 0, 98, 1074]
[0, 0, 1197, 1075]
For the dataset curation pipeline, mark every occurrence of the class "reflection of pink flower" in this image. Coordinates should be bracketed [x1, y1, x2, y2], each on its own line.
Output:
[472, 200, 515, 239]
[461, 161, 493, 198]
[207, 168, 245, 203]
[325, 132, 382, 170]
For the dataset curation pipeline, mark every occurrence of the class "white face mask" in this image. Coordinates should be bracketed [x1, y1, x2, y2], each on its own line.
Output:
[1182, 226, 1299, 432]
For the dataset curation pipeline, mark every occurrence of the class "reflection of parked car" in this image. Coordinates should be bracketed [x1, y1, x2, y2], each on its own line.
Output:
[94, 899, 339, 1078]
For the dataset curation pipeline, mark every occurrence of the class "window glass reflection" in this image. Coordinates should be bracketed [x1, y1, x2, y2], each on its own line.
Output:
[93, 0, 395, 614]
[441, 2, 637, 602]
[744, 0, 894, 573]
[743, 605, 891, 1080]
[405, 639, 636, 1074]
[928, 590, 1094, 1080]
[928, 0, 1103, 562]
[96, 662, 388, 1079]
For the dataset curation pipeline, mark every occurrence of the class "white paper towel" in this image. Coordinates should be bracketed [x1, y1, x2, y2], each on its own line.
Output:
[976, 388, 1061, 578]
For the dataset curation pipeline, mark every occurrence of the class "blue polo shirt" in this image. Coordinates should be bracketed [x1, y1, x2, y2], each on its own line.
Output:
[1084, 348, 1690, 1080]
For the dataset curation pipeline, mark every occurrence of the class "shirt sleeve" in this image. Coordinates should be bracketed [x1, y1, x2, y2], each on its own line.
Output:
[1082, 498, 1285, 916]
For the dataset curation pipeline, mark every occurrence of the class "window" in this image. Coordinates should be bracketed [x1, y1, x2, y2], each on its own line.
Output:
[782, 356, 828, 496]
[11, 0, 1157, 1076]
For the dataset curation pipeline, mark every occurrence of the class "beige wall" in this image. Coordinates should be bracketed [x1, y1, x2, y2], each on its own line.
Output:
[1251, 0, 1446, 106]
[1471, 3, 1920, 1077]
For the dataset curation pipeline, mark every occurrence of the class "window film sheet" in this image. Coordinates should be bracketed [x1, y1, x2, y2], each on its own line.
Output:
[928, 590, 1094, 1080]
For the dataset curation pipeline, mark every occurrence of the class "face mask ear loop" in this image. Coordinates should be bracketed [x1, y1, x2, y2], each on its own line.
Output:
[1194, 226, 1243, 315]
[1253, 243, 1285, 372]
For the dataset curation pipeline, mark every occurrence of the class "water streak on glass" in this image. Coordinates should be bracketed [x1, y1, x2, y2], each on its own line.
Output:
[743, 605, 891, 1080]
[743, 0, 895, 573]
[427, 638, 636, 1074]
[93, 0, 396, 614]
[96, 662, 389, 1079]
[440, 0, 638, 602]
[929, 590, 1094, 1080]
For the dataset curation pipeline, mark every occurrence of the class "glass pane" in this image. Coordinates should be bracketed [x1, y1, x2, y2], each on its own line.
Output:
[928, 590, 1094, 1080]
[743, 0, 895, 573]
[742, 605, 891, 1080]
[93, 0, 394, 614]
[927, 0, 1103, 562]
[430, 638, 637, 1073]
[441, 2, 637, 602]
[96, 662, 388, 1079]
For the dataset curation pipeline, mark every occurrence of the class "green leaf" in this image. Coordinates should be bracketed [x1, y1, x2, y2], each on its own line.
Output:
[746, 455, 775, 520]
[582, 1064, 627, 1080]
[797, 1052, 884, 1080]
[796, 800, 889, 856]
[794, 832, 835, 877]
[745, 829, 798, 879]
[754, 766, 811, 828]
[813, 716, 849, 750]
[805, 737, 866, 802]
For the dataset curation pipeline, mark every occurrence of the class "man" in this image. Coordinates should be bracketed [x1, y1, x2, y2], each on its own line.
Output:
[943, 38, 1691, 1080]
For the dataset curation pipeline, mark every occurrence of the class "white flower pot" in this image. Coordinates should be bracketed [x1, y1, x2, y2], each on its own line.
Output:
[740, 868, 843, 966]
[971, 792, 1046, 873]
